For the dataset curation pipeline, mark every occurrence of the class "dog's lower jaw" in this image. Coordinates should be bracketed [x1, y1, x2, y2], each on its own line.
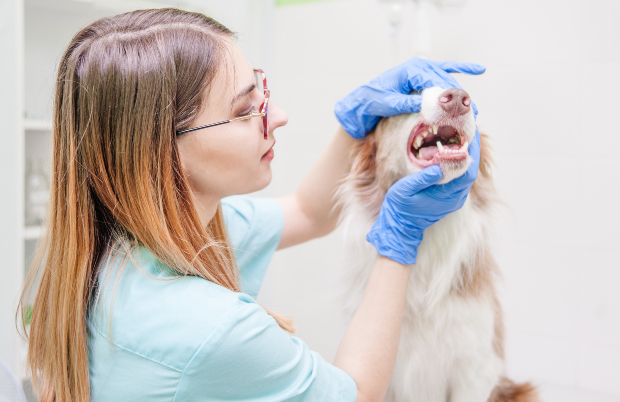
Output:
[437, 155, 472, 184]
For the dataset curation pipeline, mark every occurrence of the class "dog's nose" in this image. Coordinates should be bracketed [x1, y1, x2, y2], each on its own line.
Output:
[438, 88, 471, 116]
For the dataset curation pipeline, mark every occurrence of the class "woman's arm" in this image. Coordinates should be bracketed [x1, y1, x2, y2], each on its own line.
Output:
[333, 255, 410, 402]
[276, 58, 485, 251]
[276, 126, 355, 250]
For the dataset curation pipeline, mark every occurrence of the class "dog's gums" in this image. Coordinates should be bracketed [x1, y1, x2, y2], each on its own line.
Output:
[407, 121, 469, 168]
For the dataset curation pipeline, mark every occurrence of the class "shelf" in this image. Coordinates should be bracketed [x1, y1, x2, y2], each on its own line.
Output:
[23, 119, 52, 131]
[23, 226, 42, 240]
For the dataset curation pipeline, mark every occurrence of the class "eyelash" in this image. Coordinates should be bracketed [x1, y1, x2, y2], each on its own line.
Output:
[239, 105, 258, 117]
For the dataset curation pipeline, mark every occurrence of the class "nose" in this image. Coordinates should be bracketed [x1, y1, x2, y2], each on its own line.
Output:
[438, 88, 471, 116]
[268, 102, 288, 133]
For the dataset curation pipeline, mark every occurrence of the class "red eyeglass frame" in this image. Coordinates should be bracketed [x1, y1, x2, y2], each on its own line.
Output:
[176, 68, 270, 139]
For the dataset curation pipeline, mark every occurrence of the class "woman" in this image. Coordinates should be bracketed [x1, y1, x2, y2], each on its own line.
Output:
[20, 8, 484, 402]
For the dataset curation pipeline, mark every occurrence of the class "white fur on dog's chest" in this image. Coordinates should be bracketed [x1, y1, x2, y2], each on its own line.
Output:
[340, 199, 503, 402]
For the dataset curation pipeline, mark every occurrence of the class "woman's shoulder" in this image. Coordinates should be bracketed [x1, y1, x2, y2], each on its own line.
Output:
[89, 246, 258, 372]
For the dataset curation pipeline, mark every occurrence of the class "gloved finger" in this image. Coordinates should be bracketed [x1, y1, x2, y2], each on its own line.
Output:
[392, 165, 443, 195]
[449, 127, 481, 187]
[438, 61, 486, 75]
[372, 93, 423, 115]
[402, 68, 462, 92]
[468, 126, 481, 159]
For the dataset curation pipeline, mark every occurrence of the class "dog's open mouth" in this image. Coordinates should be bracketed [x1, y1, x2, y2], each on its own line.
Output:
[407, 122, 469, 168]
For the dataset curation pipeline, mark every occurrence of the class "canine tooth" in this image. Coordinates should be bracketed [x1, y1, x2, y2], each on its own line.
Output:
[414, 136, 423, 149]
[432, 125, 438, 135]
[437, 141, 444, 153]
[460, 141, 469, 151]
[422, 131, 428, 138]
[417, 151, 423, 159]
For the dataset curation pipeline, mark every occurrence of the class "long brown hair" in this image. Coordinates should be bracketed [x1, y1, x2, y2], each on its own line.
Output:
[18, 8, 293, 402]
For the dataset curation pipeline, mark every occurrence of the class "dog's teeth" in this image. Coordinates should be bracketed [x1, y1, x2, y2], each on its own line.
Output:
[460, 141, 469, 151]
[432, 125, 438, 135]
[417, 151, 423, 159]
[414, 136, 423, 149]
[422, 131, 428, 138]
[437, 141, 444, 153]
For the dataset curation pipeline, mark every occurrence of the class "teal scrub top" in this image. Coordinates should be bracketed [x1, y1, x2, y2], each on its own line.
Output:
[87, 196, 357, 401]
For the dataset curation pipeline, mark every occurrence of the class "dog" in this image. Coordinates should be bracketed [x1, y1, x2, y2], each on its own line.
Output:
[337, 86, 540, 402]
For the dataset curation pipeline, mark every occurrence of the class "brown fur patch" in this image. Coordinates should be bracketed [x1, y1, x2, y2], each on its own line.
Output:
[348, 134, 384, 218]
[487, 378, 540, 402]
[456, 251, 498, 300]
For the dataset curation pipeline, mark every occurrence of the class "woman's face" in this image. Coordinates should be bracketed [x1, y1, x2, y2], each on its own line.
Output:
[177, 42, 288, 204]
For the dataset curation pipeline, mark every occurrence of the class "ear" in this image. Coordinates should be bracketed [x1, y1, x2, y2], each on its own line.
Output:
[346, 134, 384, 217]
[351, 134, 378, 181]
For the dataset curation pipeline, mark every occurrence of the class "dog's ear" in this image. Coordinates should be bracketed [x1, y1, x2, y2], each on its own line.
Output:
[347, 134, 384, 217]
[351, 134, 378, 182]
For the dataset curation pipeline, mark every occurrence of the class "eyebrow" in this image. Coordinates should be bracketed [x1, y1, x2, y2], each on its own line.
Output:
[231, 83, 256, 105]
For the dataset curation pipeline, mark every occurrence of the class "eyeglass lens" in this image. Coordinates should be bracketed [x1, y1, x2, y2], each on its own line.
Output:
[254, 71, 264, 95]
[254, 70, 268, 139]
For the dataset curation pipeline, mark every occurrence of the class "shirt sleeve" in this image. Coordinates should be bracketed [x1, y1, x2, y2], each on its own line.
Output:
[221, 196, 284, 298]
[174, 294, 357, 402]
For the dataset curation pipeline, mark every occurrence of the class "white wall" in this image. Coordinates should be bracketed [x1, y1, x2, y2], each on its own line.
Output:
[259, 0, 620, 399]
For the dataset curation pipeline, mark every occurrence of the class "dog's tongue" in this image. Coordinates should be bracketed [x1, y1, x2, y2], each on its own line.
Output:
[419, 146, 438, 160]
[418, 144, 461, 161]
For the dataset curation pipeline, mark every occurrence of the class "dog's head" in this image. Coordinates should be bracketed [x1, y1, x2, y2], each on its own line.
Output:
[345, 86, 485, 218]
[377, 86, 476, 184]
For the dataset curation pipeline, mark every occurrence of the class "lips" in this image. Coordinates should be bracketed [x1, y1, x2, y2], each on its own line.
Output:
[407, 122, 469, 168]
[261, 141, 275, 160]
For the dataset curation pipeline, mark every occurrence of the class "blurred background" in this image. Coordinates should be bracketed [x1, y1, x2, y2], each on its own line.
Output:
[0, 0, 618, 400]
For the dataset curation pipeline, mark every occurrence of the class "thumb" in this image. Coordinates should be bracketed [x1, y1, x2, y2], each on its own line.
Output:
[392, 165, 443, 196]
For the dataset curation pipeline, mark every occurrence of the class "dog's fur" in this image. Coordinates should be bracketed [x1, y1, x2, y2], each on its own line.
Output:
[337, 87, 539, 402]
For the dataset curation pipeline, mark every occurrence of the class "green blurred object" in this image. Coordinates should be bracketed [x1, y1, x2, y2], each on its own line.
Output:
[276, 0, 336, 5]
[25, 305, 33, 326]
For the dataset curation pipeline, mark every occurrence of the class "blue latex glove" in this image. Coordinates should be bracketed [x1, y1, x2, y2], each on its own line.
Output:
[366, 128, 481, 265]
[335, 57, 486, 139]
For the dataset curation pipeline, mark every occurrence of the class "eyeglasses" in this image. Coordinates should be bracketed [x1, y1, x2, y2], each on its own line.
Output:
[176, 69, 270, 139]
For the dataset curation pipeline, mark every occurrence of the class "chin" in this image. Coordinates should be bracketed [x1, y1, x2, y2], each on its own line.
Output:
[249, 166, 273, 194]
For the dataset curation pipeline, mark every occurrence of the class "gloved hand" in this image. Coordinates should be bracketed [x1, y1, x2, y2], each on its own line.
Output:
[366, 128, 481, 265]
[335, 57, 486, 139]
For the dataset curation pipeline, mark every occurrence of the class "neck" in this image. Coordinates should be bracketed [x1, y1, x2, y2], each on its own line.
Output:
[192, 192, 222, 228]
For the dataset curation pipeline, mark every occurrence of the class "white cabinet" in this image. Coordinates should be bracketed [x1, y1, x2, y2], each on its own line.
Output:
[0, 0, 26, 388]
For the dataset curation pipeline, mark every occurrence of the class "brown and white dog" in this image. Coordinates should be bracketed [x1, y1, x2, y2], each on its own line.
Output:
[337, 87, 540, 402]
